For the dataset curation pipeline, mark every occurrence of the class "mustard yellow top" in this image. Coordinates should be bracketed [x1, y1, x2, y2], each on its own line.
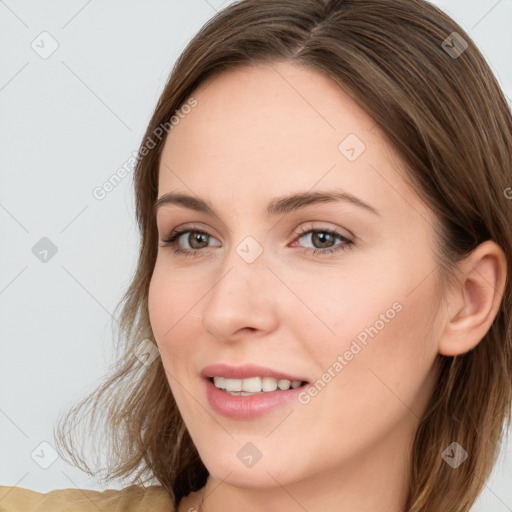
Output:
[0, 485, 175, 512]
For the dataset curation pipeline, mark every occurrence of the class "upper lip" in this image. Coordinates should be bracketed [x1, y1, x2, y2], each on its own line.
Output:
[201, 363, 308, 383]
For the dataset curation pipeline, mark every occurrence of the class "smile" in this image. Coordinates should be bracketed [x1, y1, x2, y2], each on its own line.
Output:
[212, 376, 304, 394]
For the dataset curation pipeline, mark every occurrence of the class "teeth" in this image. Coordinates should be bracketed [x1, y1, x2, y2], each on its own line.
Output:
[213, 376, 226, 389]
[277, 379, 291, 390]
[212, 376, 304, 393]
[242, 376, 262, 392]
[262, 376, 277, 392]
[225, 378, 242, 392]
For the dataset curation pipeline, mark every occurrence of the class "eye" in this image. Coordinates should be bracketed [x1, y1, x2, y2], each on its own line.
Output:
[159, 225, 220, 257]
[292, 226, 354, 256]
[159, 224, 354, 257]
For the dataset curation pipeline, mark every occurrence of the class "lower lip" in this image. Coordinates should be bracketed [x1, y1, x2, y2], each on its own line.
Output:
[204, 378, 307, 419]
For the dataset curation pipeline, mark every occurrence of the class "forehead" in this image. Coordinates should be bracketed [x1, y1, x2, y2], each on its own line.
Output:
[158, 61, 434, 227]
[163, 62, 377, 163]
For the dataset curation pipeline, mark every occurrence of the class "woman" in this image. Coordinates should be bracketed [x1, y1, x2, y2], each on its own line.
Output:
[1, 0, 510, 511]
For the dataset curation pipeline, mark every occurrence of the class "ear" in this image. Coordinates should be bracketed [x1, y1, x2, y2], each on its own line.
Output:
[438, 240, 508, 357]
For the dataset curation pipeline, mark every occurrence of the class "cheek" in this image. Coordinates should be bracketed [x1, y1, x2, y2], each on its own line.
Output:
[327, 272, 439, 420]
[291, 277, 439, 455]
[147, 265, 169, 344]
[148, 261, 199, 366]
[295, 254, 438, 392]
[148, 266, 203, 419]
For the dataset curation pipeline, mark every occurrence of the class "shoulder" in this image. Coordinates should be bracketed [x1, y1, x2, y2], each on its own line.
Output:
[0, 484, 175, 512]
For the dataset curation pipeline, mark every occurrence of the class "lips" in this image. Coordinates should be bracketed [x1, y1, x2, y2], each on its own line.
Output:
[201, 363, 310, 419]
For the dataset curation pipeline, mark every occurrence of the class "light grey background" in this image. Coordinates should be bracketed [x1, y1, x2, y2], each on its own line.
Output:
[1, 1, 511, 510]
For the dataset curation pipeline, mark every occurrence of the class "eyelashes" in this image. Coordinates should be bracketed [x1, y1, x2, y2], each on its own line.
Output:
[159, 224, 354, 258]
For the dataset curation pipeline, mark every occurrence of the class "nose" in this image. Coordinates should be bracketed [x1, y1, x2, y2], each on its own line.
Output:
[201, 242, 279, 343]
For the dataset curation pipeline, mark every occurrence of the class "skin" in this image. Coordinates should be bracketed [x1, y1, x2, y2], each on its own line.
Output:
[148, 61, 507, 512]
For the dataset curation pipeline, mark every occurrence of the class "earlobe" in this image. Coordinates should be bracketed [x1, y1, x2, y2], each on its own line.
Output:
[438, 240, 508, 357]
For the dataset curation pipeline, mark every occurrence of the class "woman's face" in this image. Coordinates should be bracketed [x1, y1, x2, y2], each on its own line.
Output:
[148, 61, 444, 497]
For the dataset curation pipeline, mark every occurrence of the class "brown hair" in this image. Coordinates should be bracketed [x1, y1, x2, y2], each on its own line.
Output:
[54, 0, 512, 510]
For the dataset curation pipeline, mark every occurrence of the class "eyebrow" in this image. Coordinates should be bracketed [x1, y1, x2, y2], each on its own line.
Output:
[153, 189, 380, 217]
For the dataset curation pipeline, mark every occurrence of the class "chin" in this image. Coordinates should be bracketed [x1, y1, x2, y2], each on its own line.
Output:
[196, 438, 305, 490]
[204, 461, 286, 490]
